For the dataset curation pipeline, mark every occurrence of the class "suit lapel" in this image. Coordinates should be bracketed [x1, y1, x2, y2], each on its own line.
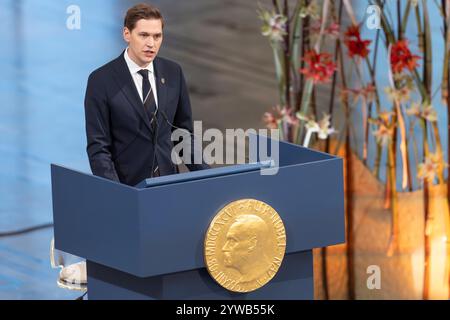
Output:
[111, 52, 154, 134]
[153, 57, 167, 122]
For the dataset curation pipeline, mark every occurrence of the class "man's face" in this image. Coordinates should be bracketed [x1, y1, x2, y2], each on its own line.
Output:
[123, 18, 163, 67]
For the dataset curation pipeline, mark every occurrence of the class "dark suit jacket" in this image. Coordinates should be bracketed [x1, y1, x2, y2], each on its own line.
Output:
[84, 52, 207, 186]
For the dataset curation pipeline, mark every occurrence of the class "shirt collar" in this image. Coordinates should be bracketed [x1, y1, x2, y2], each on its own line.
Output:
[124, 47, 154, 75]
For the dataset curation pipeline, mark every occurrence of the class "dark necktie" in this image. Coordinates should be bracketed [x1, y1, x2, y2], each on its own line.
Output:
[137, 69, 157, 116]
[137, 69, 159, 177]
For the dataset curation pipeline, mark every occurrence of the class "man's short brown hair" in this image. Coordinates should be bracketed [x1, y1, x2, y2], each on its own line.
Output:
[124, 3, 164, 31]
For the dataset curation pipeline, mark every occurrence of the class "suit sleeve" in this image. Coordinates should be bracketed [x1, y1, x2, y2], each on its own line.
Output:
[173, 66, 210, 171]
[84, 73, 120, 182]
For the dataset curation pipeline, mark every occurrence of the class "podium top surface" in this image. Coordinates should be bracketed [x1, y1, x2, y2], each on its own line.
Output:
[134, 161, 273, 188]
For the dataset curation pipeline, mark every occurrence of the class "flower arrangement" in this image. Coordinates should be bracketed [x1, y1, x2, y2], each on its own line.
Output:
[258, 0, 450, 300]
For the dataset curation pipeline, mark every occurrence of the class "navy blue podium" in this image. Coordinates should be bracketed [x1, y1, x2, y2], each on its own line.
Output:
[51, 137, 344, 299]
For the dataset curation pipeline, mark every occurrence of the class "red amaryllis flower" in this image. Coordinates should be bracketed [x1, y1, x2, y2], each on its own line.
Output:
[390, 40, 421, 73]
[344, 25, 371, 58]
[344, 24, 361, 38]
[300, 50, 337, 84]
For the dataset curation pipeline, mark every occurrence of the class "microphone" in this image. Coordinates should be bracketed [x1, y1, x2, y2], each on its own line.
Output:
[150, 110, 159, 178]
[159, 109, 194, 137]
[159, 110, 206, 168]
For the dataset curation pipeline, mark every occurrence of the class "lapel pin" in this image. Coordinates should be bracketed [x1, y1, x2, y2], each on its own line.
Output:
[161, 78, 165, 84]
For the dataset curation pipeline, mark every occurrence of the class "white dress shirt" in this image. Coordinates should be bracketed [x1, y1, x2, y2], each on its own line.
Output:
[124, 48, 158, 107]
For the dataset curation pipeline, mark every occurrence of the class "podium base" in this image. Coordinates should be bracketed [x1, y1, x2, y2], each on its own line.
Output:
[86, 250, 314, 300]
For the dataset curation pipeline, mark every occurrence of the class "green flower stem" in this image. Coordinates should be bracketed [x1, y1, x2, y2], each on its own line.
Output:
[432, 122, 445, 183]
[272, 0, 282, 14]
[386, 137, 399, 256]
[364, 30, 383, 178]
[423, 0, 433, 94]
[375, 0, 396, 44]
[409, 118, 420, 187]
[271, 43, 286, 107]
[283, 0, 291, 109]
[400, 0, 412, 36]
[278, 121, 285, 141]
[291, 0, 304, 109]
[296, 79, 314, 142]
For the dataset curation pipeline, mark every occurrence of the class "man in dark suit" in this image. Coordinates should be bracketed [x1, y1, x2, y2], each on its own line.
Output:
[84, 3, 207, 186]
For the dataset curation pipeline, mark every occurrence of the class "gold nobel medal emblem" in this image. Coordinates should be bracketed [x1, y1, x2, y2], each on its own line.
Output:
[204, 199, 287, 293]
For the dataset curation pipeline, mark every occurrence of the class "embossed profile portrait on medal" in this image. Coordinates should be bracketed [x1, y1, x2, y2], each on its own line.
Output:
[204, 199, 287, 293]
[222, 214, 273, 283]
